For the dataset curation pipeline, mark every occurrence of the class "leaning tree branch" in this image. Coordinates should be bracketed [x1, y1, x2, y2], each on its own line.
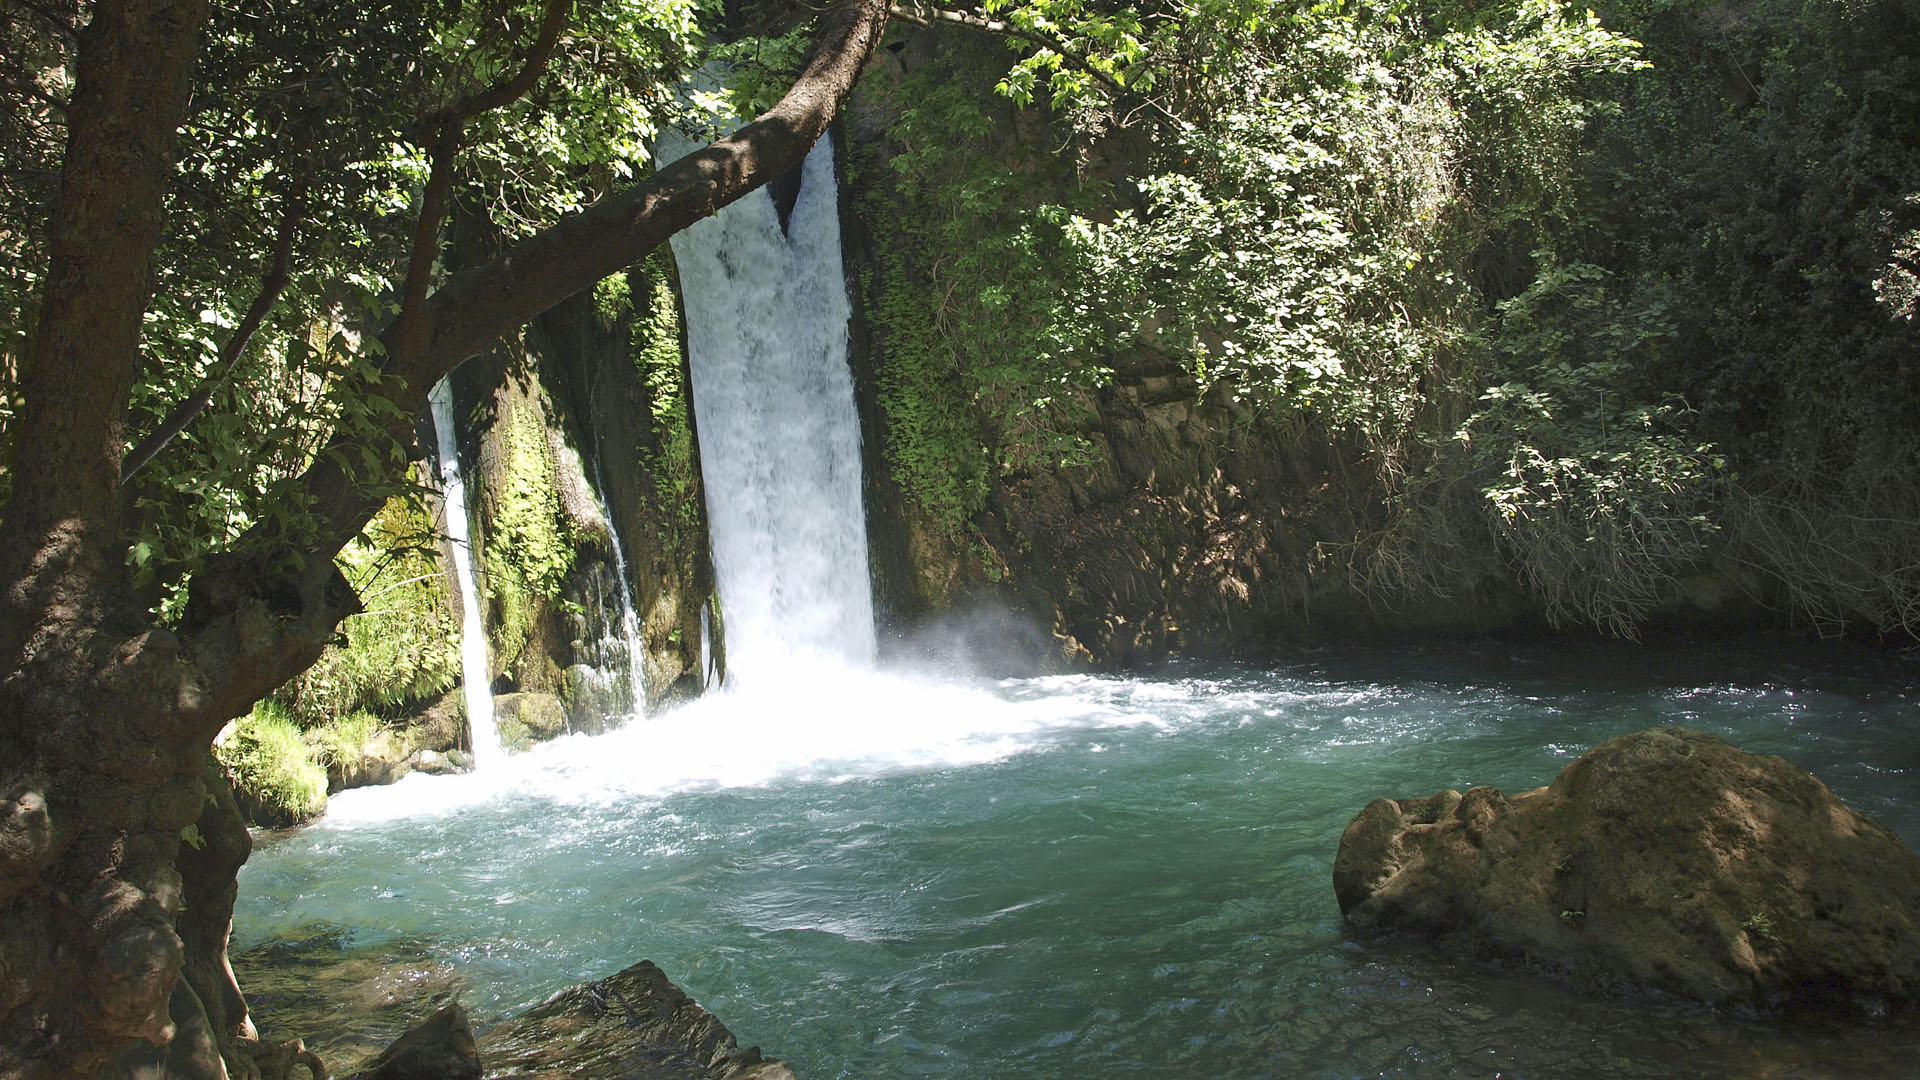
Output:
[1, 0, 79, 41]
[392, 128, 462, 353]
[411, 0, 893, 376]
[393, 0, 571, 352]
[887, 1, 1186, 134]
[120, 194, 302, 484]
[442, 0, 571, 122]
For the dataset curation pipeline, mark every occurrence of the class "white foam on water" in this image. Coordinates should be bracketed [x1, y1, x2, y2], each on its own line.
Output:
[315, 666, 1175, 827]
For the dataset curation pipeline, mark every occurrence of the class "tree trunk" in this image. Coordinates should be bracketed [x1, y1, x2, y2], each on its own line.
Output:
[0, 0, 893, 1075]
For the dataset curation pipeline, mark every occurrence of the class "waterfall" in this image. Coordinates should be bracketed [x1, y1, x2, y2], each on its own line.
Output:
[430, 378, 500, 768]
[699, 602, 713, 688]
[590, 459, 650, 719]
[663, 132, 876, 682]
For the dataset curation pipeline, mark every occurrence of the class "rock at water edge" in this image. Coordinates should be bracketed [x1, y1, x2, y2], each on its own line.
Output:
[1334, 726, 1920, 1011]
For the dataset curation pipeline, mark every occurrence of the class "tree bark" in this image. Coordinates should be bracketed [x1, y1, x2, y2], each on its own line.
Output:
[0, 0, 207, 672]
[0, 0, 893, 1075]
[0, 2, 221, 1076]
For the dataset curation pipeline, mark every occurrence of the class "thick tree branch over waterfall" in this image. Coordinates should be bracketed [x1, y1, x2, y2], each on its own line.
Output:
[0, 0, 893, 1073]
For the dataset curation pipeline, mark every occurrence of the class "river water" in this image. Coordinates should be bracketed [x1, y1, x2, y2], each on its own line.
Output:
[233, 636, 1920, 1078]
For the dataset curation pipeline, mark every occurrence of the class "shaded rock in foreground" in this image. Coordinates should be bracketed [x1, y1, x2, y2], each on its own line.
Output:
[480, 961, 793, 1079]
[1334, 727, 1920, 1011]
[349, 1002, 480, 1080]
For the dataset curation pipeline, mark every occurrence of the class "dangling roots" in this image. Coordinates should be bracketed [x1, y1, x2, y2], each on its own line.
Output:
[250, 1037, 328, 1080]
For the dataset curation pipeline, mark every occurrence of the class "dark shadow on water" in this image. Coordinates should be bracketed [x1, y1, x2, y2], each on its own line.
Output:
[1334, 934, 1920, 1080]
[233, 927, 466, 1076]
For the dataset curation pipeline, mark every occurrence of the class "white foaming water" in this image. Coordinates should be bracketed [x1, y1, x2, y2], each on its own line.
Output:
[316, 666, 1167, 826]
[661, 130, 876, 680]
[430, 378, 500, 769]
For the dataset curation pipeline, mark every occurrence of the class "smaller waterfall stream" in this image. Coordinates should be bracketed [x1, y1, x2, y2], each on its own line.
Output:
[429, 378, 500, 768]
[589, 460, 650, 719]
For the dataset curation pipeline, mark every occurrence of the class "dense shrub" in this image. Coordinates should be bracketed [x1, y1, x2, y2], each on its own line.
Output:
[858, 0, 1919, 636]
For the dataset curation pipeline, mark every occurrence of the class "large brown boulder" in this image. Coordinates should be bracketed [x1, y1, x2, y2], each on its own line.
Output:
[1334, 727, 1920, 1010]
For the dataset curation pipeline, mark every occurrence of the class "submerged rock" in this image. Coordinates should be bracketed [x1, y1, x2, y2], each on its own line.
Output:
[481, 960, 793, 1079]
[1334, 727, 1920, 1011]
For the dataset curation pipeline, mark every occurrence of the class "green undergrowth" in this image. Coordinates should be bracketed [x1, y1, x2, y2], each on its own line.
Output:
[855, 0, 1918, 637]
[285, 496, 459, 724]
[216, 701, 329, 826]
[306, 708, 384, 772]
[220, 702, 398, 825]
[231, 497, 456, 823]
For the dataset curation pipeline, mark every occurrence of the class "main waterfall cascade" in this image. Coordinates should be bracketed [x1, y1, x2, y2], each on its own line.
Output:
[661, 131, 877, 681]
[429, 378, 501, 768]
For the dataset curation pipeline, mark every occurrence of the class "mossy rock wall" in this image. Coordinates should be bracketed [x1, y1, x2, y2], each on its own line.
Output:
[528, 258, 714, 707]
[840, 30, 1524, 667]
[841, 26, 1791, 665]
[441, 254, 712, 729]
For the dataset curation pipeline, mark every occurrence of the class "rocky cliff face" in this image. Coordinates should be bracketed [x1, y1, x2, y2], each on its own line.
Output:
[440, 260, 711, 726]
[838, 30, 1538, 667]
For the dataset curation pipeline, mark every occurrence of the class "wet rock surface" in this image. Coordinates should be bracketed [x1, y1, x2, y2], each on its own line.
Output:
[493, 692, 569, 750]
[480, 960, 793, 1079]
[235, 931, 467, 1074]
[1334, 727, 1920, 1011]
[242, 949, 789, 1080]
[349, 1002, 481, 1080]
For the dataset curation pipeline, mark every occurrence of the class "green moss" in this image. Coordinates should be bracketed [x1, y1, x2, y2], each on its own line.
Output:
[483, 395, 578, 673]
[592, 273, 633, 330]
[630, 254, 701, 544]
[216, 701, 328, 826]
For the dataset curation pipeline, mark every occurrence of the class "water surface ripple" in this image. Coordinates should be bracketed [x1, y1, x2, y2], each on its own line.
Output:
[235, 638, 1920, 1078]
